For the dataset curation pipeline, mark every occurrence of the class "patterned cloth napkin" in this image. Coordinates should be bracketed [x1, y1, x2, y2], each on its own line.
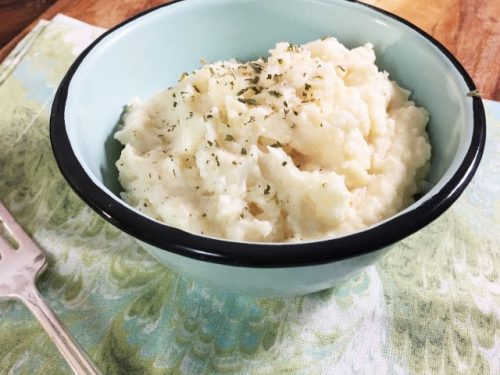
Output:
[0, 15, 498, 375]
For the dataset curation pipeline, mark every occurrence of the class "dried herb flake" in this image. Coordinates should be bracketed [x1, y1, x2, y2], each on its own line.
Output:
[246, 76, 260, 84]
[268, 90, 282, 98]
[238, 98, 258, 106]
[249, 62, 262, 73]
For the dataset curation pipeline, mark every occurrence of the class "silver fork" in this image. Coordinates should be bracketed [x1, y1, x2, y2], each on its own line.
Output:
[0, 202, 101, 375]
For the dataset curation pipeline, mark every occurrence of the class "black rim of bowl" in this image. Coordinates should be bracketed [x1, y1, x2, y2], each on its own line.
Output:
[50, 0, 486, 268]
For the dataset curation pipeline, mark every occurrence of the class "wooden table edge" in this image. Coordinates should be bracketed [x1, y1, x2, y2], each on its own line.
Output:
[0, 0, 497, 101]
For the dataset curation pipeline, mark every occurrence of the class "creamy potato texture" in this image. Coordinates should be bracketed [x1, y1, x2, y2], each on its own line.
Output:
[114, 38, 431, 242]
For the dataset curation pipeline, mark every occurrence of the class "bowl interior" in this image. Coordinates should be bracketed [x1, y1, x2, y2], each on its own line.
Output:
[65, 0, 474, 219]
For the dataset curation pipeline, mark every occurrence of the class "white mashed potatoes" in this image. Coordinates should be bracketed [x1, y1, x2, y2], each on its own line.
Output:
[115, 37, 431, 242]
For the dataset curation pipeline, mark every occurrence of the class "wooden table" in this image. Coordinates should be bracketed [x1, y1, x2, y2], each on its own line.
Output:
[0, 0, 498, 100]
[0, 0, 56, 47]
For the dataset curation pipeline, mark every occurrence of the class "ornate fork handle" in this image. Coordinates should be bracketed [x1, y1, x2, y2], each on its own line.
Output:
[0, 202, 101, 375]
[17, 284, 102, 375]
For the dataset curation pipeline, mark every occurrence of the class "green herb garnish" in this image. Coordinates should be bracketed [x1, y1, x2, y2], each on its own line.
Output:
[268, 90, 282, 98]
[246, 76, 260, 84]
[237, 87, 250, 96]
[249, 62, 262, 73]
[238, 98, 258, 105]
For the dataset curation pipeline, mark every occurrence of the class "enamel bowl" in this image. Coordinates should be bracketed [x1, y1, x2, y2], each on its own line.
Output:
[50, 0, 485, 296]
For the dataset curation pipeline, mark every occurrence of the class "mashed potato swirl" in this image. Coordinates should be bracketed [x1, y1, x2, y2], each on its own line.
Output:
[115, 38, 431, 242]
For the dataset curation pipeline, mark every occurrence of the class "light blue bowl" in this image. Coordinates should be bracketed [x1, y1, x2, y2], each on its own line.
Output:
[50, 0, 485, 296]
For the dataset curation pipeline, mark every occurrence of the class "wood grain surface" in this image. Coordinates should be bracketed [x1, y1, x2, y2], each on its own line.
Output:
[364, 0, 500, 100]
[0, 0, 56, 46]
[0, 0, 498, 100]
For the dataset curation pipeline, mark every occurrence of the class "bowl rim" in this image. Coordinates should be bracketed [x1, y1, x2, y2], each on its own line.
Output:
[50, 0, 486, 268]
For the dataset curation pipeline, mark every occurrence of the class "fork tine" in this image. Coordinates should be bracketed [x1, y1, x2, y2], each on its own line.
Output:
[0, 203, 17, 254]
[0, 231, 14, 256]
[0, 202, 40, 253]
[0, 201, 101, 374]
